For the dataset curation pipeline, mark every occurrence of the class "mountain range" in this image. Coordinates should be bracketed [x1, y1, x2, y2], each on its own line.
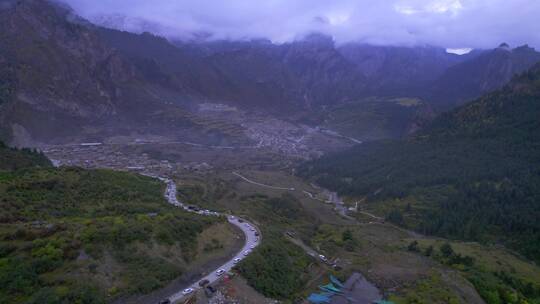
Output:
[430, 43, 540, 108]
[1, 0, 540, 146]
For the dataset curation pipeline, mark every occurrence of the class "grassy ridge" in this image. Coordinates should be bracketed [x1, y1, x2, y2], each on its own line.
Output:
[321, 97, 428, 140]
[236, 233, 313, 300]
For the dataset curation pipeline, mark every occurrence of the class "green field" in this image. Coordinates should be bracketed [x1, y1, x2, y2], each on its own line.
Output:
[321, 96, 429, 140]
[405, 239, 540, 304]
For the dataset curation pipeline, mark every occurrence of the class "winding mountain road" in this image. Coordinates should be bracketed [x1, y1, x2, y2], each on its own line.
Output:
[159, 178, 261, 303]
[232, 171, 295, 191]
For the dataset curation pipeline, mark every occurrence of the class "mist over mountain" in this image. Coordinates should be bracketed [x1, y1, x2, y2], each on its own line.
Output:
[1, 0, 539, 147]
[98, 27, 540, 110]
[64, 0, 540, 49]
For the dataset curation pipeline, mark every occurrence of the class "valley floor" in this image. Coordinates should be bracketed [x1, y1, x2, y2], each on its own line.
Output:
[39, 139, 539, 304]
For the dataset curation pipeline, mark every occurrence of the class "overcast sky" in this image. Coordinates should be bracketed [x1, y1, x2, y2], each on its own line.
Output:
[64, 0, 540, 49]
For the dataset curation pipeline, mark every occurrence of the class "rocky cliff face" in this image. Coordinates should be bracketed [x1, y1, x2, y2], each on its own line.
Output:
[98, 31, 367, 111]
[0, 0, 155, 144]
[0, 0, 213, 146]
[0, 0, 140, 116]
[280, 34, 366, 108]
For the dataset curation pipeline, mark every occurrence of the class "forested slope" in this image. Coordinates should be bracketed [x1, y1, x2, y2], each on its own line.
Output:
[0, 141, 51, 170]
[0, 143, 220, 303]
[300, 64, 540, 263]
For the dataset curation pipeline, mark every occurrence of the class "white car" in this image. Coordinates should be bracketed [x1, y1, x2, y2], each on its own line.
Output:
[319, 254, 328, 262]
[229, 215, 236, 220]
[233, 258, 241, 264]
[250, 245, 255, 249]
[182, 288, 193, 295]
[243, 250, 251, 256]
[216, 269, 225, 276]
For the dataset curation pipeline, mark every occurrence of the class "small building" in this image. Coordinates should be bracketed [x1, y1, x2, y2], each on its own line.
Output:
[330, 273, 382, 304]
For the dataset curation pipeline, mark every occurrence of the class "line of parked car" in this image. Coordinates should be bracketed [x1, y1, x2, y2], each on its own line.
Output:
[179, 267, 227, 297]
[159, 184, 261, 304]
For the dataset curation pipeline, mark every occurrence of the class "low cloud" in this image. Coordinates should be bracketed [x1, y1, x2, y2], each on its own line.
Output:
[64, 0, 540, 49]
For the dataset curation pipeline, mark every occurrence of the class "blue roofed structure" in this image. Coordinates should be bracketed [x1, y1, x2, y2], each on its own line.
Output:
[308, 273, 384, 304]
[319, 283, 343, 293]
[307, 292, 332, 303]
[330, 275, 345, 288]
